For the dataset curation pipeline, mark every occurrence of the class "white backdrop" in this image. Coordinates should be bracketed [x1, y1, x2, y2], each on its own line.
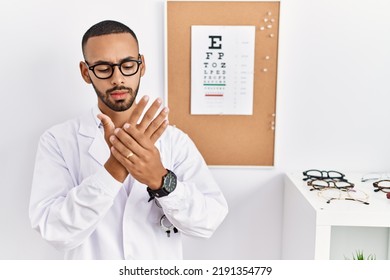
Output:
[1, 0, 390, 259]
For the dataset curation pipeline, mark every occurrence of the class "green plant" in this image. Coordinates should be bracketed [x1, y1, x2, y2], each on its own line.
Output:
[345, 250, 376, 260]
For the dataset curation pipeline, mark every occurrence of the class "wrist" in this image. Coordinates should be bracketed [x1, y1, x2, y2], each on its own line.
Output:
[105, 155, 128, 182]
[148, 168, 168, 190]
[147, 169, 177, 200]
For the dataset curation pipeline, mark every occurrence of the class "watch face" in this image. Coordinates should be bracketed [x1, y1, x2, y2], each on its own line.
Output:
[164, 171, 177, 193]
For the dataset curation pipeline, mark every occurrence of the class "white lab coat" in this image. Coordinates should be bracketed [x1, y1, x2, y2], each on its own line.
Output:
[29, 106, 228, 260]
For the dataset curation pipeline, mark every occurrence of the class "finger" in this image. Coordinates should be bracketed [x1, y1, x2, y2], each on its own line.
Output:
[137, 98, 163, 132]
[121, 124, 151, 150]
[150, 119, 169, 143]
[110, 146, 136, 168]
[144, 107, 169, 138]
[109, 134, 138, 162]
[128, 95, 149, 125]
[97, 113, 115, 135]
[114, 126, 149, 156]
[97, 114, 115, 146]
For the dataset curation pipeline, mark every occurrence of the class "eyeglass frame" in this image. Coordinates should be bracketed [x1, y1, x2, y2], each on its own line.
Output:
[317, 188, 370, 205]
[85, 54, 142, 79]
[302, 169, 346, 181]
[373, 180, 390, 193]
[307, 178, 354, 191]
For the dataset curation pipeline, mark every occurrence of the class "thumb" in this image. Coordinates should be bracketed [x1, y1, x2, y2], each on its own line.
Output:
[97, 113, 115, 137]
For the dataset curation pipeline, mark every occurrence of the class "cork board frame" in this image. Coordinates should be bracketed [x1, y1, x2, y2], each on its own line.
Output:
[165, 0, 280, 166]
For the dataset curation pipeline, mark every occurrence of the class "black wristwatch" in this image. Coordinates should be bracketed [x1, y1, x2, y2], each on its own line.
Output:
[147, 169, 177, 200]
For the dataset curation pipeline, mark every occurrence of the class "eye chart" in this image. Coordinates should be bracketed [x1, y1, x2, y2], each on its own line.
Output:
[191, 25, 255, 115]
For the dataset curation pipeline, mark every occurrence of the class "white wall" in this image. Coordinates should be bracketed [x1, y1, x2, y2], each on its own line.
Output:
[1, 0, 390, 259]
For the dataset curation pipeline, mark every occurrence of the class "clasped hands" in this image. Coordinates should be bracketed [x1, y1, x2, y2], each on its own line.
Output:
[98, 96, 169, 189]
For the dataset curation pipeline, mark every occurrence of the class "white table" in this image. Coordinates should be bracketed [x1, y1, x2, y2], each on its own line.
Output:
[282, 172, 390, 259]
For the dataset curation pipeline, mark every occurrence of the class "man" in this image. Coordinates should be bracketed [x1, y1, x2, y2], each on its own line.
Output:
[29, 20, 228, 260]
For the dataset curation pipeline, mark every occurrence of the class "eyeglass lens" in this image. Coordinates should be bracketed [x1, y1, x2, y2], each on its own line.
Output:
[92, 60, 140, 79]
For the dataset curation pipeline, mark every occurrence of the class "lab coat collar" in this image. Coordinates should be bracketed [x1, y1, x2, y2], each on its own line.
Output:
[78, 105, 102, 138]
[78, 106, 109, 166]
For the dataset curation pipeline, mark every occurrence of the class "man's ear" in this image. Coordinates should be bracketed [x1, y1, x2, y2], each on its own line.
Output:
[140, 55, 146, 77]
[79, 61, 92, 84]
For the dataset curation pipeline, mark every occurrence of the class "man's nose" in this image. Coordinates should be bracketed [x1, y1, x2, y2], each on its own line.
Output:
[110, 65, 125, 85]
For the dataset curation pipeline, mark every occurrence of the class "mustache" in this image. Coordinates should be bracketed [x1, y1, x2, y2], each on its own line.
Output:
[106, 85, 131, 94]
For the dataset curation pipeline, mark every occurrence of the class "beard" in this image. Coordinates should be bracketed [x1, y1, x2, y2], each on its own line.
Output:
[91, 81, 141, 112]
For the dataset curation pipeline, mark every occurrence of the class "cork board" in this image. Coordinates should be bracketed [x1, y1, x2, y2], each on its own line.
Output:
[166, 0, 279, 166]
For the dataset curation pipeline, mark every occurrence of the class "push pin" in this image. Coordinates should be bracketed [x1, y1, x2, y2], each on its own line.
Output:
[271, 121, 275, 130]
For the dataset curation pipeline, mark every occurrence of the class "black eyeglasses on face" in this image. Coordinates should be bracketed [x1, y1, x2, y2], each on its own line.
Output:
[303, 169, 345, 181]
[85, 55, 142, 79]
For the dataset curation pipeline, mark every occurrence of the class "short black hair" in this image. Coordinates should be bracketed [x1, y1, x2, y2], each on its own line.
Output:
[81, 20, 138, 57]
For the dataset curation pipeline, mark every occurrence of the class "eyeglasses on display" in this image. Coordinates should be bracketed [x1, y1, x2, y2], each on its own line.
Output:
[317, 188, 369, 205]
[372, 180, 390, 199]
[303, 169, 346, 181]
[307, 179, 354, 191]
[361, 172, 390, 182]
